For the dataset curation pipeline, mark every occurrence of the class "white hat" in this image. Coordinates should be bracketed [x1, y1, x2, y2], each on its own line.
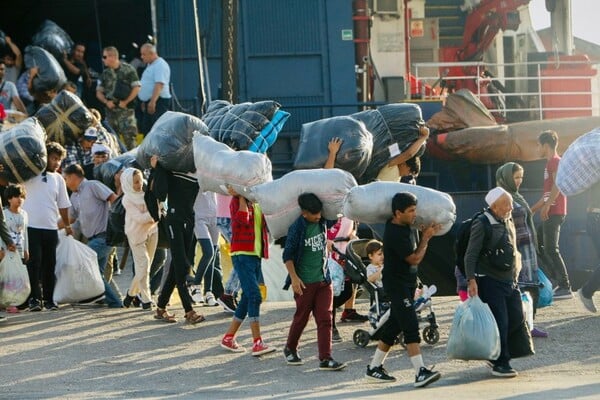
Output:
[485, 186, 511, 206]
[92, 142, 111, 155]
[83, 127, 98, 141]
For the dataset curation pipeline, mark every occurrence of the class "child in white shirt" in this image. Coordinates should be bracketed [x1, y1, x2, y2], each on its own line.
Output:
[1, 184, 28, 263]
[365, 240, 384, 289]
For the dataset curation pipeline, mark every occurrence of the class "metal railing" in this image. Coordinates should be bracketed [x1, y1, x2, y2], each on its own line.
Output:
[413, 60, 600, 121]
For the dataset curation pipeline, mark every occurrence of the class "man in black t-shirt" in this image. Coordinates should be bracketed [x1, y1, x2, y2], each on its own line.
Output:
[365, 192, 442, 388]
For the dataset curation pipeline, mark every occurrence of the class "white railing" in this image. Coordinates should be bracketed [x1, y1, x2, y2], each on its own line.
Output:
[413, 60, 600, 121]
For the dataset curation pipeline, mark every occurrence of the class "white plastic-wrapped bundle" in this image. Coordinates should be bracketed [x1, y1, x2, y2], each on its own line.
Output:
[193, 133, 272, 195]
[556, 127, 600, 196]
[248, 169, 358, 239]
[343, 181, 456, 235]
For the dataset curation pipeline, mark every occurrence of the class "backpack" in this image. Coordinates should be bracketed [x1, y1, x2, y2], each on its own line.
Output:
[106, 194, 126, 246]
[455, 210, 492, 276]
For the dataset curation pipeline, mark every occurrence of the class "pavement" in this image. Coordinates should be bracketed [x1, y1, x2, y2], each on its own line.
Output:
[1, 269, 599, 400]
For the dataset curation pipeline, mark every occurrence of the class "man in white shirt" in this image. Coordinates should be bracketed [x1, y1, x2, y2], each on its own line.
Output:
[22, 142, 72, 311]
[138, 43, 171, 134]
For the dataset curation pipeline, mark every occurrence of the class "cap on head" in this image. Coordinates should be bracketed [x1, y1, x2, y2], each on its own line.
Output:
[83, 127, 98, 141]
[485, 186, 511, 207]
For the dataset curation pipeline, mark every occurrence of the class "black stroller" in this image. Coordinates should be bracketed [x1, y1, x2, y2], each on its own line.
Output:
[333, 239, 440, 348]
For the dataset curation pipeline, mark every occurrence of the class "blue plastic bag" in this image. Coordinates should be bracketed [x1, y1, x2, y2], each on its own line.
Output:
[537, 268, 553, 308]
[447, 296, 501, 361]
[327, 258, 345, 297]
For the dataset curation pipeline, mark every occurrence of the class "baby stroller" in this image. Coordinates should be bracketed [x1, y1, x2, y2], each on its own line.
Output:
[332, 239, 440, 348]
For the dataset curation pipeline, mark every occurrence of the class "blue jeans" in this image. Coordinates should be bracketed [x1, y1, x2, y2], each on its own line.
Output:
[87, 235, 123, 307]
[232, 255, 262, 322]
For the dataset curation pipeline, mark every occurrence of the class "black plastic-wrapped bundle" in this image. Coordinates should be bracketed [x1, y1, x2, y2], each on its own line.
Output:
[35, 90, 93, 146]
[23, 45, 66, 93]
[203, 100, 280, 150]
[355, 103, 424, 183]
[0, 118, 47, 183]
[293, 116, 373, 180]
[137, 111, 209, 172]
[31, 20, 74, 61]
[95, 149, 140, 192]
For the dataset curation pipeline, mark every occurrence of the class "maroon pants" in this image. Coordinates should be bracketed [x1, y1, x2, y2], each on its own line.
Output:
[286, 281, 333, 360]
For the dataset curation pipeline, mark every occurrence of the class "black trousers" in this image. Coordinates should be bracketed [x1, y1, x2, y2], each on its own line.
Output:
[26, 228, 59, 304]
[141, 97, 170, 135]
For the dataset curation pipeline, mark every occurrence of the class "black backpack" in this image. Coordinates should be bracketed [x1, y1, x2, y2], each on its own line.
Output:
[455, 210, 492, 276]
[106, 194, 126, 246]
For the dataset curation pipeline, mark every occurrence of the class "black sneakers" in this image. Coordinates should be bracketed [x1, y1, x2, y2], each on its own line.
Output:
[319, 358, 347, 371]
[492, 364, 518, 378]
[414, 366, 441, 388]
[29, 299, 42, 312]
[216, 294, 237, 313]
[44, 302, 58, 311]
[340, 309, 368, 323]
[366, 365, 397, 382]
[332, 327, 343, 343]
[283, 347, 304, 365]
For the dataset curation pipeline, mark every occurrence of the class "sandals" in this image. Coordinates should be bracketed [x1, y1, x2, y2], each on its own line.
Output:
[154, 308, 177, 323]
[184, 310, 206, 325]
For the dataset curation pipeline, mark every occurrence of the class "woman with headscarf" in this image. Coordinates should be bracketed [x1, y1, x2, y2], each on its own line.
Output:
[121, 167, 158, 310]
[496, 162, 548, 338]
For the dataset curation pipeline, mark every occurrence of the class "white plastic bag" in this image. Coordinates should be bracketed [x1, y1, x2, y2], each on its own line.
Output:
[521, 291, 534, 331]
[247, 168, 357, 239]
[447, 296, 501, 360]
[193, 133, 272, 195]
[343, 181, 456, 235]
[328, 258, 345, 297]
[53, 234, 104, 303]
[0, 251, 31, 306]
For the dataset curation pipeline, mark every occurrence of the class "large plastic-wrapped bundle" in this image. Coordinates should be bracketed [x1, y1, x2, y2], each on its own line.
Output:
[31, 20, 74, 61]
[95, 149, 140, 191]
[203, 100, 288, 151]
[193, 133, 272, 195]
[343, 181, 456, 235]
[354, 103, 425, 183]
[556, 127, 600, 196]
[35, 90, 93, 145]
[248, 169, 357, 239]
[0, 118, 47, 183]
[137, 111, 208, 173]
[23, 45, 66, 93]
[293, 116, 373, 180]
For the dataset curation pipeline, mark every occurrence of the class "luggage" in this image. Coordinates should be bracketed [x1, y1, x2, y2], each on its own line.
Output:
[343, 181, 456, 235]
[193, 133, 272, 195]
[137, 111, 209, 173]
[23, 45, 66, 93]
[247, 168, 357, 239]
[35, 90, 94, 145]
[0, 118, 47, 183]
[53, 234, 105, 304]
[0, 251, 31, 307]
[294, 116, 373, 180]
[95, 149, 140, 191]
[556, 127, 600, 196]
[31, 20, 74, 61]
[447, 296, 501, 360]
[203, 100, 287, 151]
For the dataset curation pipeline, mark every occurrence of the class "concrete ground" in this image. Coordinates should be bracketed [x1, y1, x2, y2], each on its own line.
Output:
[1, 269, 599, 400]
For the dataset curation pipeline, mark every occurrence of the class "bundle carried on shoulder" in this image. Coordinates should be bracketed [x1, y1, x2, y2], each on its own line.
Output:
[203, 100, 289, 152]
[0, 117, 47, 183]
[353, 103, 425, 183]
[293, 116, 373, 180]
[343, 181, 456, 235]
[193, 133, 272, 195]
[137, 111, 209, 172]
[24, 45, 66, 93]
[247, 168, 357, 239]
[95, 148, 139, 191]
[54, 234, 105, 304]
[556, 127, 600, 196]
[31, 20, 74, 61]
[35, 90, 94, 145]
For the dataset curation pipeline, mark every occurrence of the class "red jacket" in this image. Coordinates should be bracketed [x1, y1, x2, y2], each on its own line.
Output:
[229, 196, 269, 258]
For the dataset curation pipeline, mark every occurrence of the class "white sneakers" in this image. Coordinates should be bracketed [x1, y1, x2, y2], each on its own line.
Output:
[205, 291, 218, 307]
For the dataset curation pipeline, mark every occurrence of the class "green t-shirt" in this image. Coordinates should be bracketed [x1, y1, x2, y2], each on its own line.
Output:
[296, 222, 326, 284]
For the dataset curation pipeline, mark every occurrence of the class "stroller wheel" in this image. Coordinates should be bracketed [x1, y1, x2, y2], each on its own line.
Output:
[422, 326, 440, 345]
[395, 332, 406, 348]
[353, 329, 371, 348]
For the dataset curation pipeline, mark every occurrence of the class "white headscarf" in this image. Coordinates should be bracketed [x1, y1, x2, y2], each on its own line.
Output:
[120, 167, 146, 206]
